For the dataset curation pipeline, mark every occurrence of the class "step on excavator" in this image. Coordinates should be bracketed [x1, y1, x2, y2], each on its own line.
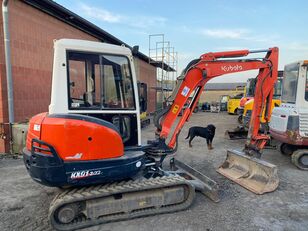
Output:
[23, 39, 279, 230]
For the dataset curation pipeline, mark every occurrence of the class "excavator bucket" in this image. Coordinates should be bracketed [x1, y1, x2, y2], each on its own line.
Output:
[225, 126, 248, 140]
[170, 158, 220, 202]
[217, 149, 279, 194]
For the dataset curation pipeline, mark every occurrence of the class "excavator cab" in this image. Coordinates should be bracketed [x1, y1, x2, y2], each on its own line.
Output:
[24, 40, 145, 187]
[270, 61, 308, 170]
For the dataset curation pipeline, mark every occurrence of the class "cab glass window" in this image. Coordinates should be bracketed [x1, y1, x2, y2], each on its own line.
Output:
[67, 51, 135, 110]
[281, 63, 299, 104]
[273, 78, 282, 99]
[101, 55, 135, 109]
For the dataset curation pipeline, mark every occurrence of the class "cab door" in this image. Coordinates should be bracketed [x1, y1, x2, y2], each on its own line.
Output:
[66, 51, 140, 147]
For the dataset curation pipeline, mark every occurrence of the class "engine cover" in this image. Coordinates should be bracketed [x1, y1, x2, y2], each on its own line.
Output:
[23, 113, 145, 187]
[27, 113, 124, 161]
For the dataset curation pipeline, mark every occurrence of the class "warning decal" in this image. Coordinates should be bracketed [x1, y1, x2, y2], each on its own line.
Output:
[181, 86, 190, 97]
[172, 104, 180, 114]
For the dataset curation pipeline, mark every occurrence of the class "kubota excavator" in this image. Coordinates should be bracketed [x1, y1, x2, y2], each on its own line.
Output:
[23, 39, 279, 231]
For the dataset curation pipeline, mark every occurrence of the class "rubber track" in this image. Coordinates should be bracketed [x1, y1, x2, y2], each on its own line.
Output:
[49, 175, 195, 231]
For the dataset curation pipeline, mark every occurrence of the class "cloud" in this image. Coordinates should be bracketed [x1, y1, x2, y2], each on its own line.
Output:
[78, 3, 166, 29]
[201, 29, 250, 39]
[177, 52, 195, 60]
[285, 42, 308, 51]
[80, 3, 122, 23]
[200, 28, 279, 44]
[214, 46, 250, 51]
[132, 16, 167, 29]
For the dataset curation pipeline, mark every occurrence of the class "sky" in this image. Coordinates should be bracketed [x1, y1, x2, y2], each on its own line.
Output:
[55, 0, 308, 83]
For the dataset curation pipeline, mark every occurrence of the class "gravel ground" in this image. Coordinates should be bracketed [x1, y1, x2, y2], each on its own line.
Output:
[0, 112, 307, 231]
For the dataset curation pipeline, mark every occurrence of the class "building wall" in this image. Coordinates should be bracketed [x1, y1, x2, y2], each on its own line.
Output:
[199, 90, 244, 103]
[0, 0, 157, 153]
[0, 0, 100, 152]
[134, 58, 156, 113]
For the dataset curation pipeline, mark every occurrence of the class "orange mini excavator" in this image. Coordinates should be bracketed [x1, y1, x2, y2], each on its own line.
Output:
[23, 39, 279, 230]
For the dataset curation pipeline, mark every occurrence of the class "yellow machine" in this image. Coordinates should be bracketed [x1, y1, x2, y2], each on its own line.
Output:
[226, 74, 282, 140]
[243, 98, 281, 127]
[227, 93, 244, 114]
[242, 77, 282, 128]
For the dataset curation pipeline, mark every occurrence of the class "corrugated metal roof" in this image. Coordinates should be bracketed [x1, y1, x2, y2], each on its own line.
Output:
[22, 0, 175, 72]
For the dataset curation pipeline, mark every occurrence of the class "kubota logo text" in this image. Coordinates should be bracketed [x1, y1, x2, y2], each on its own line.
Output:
[70, 170, 101, 179]
[221, 65, 243, 72]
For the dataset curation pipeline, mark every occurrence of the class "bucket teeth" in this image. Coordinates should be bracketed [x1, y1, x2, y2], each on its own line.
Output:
[217, 149, 279, 194]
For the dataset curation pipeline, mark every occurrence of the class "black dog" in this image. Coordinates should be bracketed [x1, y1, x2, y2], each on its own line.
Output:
[185, 124, 216, 149]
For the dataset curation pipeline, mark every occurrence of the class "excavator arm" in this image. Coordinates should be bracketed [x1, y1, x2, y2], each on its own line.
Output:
[150, 47, 279, 195]
[156, 48, 278, 155]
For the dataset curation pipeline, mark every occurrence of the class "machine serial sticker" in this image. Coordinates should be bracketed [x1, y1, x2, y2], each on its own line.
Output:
[33, 124, 41, 131]
[70, 170, 101, 179]
[181, 86, 190, 97]
[172, 104, 180, 114]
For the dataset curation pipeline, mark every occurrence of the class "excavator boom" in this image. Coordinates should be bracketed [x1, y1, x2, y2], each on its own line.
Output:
[155, 47, 279, 194]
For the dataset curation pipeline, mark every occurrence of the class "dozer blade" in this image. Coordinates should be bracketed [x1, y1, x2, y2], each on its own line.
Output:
[225, 127, 248, 140]
[170, 158, 220, 202]
[217, 149, 279, 194]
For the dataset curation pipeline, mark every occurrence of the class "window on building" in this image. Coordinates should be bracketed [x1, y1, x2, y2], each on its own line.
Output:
[67, 51, 135, 110]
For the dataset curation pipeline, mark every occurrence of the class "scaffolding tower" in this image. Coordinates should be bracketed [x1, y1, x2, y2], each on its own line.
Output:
[148, 34, 178, 109]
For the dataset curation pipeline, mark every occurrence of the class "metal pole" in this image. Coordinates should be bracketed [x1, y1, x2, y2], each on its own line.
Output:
[2, 0, 14, 123]
[161, 35, 164, 109]
[2, 0, 14, 154]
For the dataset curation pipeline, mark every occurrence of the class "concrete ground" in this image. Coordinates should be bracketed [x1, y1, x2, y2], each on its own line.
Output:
[0, 112, 307, 231]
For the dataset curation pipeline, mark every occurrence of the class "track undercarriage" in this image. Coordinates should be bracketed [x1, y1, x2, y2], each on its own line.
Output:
[50, 175, 193, 231]
[48, 157, 219, 231]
